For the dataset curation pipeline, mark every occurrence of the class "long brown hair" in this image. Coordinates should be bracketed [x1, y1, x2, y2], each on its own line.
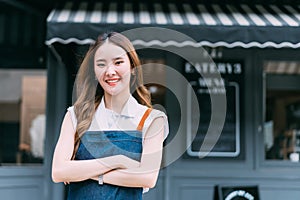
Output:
[71, 32, 151, 159]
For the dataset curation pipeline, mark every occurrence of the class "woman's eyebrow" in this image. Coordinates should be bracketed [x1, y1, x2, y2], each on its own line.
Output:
[95, 58, 106, 62]
[113, 56, 125, 61]
[96, 56, 125, 62]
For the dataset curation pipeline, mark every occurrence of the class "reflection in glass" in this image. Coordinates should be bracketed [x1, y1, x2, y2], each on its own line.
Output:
[264, 61, 300, 162]
[0, 69, 46, 165]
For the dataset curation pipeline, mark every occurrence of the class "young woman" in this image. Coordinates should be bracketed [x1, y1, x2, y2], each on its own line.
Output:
[51, 32, 169, 200]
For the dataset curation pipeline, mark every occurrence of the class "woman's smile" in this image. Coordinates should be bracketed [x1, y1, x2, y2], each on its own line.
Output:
[105, 77, 121, 86]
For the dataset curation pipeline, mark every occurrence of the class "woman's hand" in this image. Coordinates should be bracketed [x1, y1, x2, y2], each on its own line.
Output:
[117, 155, 140, 169]
[96, 155, 140, 169]
[90, 155, 140, 182]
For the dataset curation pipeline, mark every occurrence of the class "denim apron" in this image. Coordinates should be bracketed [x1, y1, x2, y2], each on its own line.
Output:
[67, 108, 152, 200]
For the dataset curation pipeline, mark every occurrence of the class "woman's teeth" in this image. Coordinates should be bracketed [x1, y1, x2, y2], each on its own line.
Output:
[106, 79, 119, 83]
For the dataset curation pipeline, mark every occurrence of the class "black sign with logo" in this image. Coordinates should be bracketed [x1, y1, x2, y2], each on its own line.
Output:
[215, 185, 260, 200]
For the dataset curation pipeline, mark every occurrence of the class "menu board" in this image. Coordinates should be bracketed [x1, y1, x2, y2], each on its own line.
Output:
[184, 60, 244, 157]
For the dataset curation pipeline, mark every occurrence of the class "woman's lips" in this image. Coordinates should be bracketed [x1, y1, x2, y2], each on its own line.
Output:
[105, 78, 120, 86]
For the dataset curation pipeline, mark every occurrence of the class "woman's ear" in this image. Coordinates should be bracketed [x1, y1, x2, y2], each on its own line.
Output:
[130, 68, 137, 86]
[131, 67, 136, 76]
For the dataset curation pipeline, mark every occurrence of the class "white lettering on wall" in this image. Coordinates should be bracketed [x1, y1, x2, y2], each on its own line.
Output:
[185, 62, 242, 74]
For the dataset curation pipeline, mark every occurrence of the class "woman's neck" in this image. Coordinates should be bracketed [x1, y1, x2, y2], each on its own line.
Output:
[104, 91, 130, 114]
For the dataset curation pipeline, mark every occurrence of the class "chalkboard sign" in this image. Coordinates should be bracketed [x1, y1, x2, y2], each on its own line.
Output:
[184, 60, 244, 157]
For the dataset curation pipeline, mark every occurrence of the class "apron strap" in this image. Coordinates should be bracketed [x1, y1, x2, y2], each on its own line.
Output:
[136, 108, 152, 131]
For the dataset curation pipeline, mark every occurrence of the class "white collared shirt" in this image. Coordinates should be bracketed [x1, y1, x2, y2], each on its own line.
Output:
[67, 95, 169, 140]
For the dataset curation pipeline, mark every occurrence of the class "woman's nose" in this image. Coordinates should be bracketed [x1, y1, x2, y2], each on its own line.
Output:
[105, 64, 116, 76]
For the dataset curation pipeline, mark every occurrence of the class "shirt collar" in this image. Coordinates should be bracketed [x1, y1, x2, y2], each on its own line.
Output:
[98, 95, 138, 118]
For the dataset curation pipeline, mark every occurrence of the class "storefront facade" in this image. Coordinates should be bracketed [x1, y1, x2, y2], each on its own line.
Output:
[43, 2, 300, 200]
[2, 2, 299, 200]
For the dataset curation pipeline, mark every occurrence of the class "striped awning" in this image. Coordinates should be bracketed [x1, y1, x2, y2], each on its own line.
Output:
[46, 2, 300, 48]
[264, 61, 300, 74]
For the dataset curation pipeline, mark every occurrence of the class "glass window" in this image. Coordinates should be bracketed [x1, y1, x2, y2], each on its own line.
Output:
[0, 69, 47, 165]
[264, 61, 300, 162]
[140, 59, 166, 108]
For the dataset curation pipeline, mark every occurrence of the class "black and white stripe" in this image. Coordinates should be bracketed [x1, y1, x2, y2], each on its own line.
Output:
[46, 2, 300, 48]
[48, 2, 300, 26]
[265, 61, 300, 75]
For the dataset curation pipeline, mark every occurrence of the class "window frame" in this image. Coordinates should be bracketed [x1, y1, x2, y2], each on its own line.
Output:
[255, 49, 300, 172]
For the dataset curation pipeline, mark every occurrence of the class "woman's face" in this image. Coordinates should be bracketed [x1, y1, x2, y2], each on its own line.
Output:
[94, 42, 132, 97]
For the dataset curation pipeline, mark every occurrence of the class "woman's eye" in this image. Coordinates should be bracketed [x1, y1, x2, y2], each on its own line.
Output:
[97, 63, 105, 67]
[115, 61, 124, 65]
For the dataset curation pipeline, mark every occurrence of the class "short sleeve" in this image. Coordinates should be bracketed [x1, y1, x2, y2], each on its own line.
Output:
[143, 109, 169, 141]
[67, 106, 77, 130]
